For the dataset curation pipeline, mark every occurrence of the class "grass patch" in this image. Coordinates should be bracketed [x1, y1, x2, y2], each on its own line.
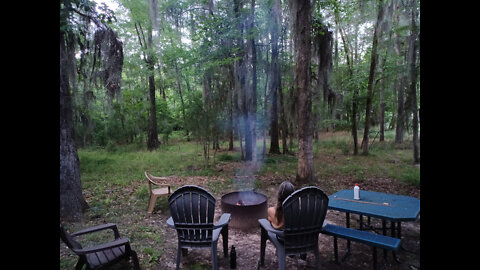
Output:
[398, 167, 420, 187]
[217, 152, 241, 162]
[259, 154, 297, 177]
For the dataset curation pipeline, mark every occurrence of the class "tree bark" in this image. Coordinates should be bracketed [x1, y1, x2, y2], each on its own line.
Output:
[393, 2, 405, 144]
[406, 0, 419, 164]
[334, 1, 358, 155]
[362, 0, 384, 155]
[233, 0, 246, 160]
[135, 22, 159, 150]
[269, 0, 281, 154]
[228, 65, 235, 151]
[60, 31, 88, 221]
[248, 0, 257, 162]
[290, 0, 315, 184]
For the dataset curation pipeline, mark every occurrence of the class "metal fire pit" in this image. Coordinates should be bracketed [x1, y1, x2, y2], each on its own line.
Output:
[221, 190, 268, 231]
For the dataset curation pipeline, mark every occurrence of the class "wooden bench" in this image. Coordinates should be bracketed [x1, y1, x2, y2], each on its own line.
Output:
[321, 223, 401, 270]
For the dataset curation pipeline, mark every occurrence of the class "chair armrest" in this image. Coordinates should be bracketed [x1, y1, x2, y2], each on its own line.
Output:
[258, 218, 284, 237]
[213, 213, 231, 229]
[148, 175, 170, 182]
[166, 217, 175, 229]
[72, 237, 130, 255]
[152, 183, 171, 187]
[71, 223, 120, 239]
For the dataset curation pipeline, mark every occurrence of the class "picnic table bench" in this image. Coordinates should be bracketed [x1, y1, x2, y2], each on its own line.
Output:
[321, 223, 401, 270]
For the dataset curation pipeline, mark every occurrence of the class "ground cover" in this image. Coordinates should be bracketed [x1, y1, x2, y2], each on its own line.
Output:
[60, 131, 420, 270]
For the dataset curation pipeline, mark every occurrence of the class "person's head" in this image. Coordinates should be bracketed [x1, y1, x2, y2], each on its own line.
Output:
[275, 181, 295, 221]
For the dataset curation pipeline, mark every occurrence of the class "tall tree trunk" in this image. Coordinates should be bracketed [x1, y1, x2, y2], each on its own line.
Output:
[135, 22, 159, 150]
[262, 45, 269, 157]
[362, 0, 384, 155]
[147, 29, 159, 150]
[233, 0, 246, 160]
[228, 65, 235, 151]
[269, 0, 281, 154]
[60, 31, 88, 221]
[379, 63, 386, 142]
[171, 34, 189, 140]
[248, 0, 257, 162]
[393, 2, 405, 144]
[279, 17, 290, 155]
[234, 0, 253, 161]
[378, 0, 395, 142]
[279, 77, 289, 154]
[290, 0, 315, 184]
[147, 68, 159, 150]
[407, 0, 420, 164]
[334, 1, 358, 155]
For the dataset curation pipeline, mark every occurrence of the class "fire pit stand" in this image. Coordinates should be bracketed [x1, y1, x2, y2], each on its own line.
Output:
[221, 190, 268, 231]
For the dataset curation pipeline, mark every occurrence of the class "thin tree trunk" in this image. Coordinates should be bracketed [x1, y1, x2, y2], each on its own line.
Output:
[393, 1, 405, 144]
[248, 0, 257, 162]
[407, 0, 419, 164]
[135, 22, 159, 150]
[172, 36, 189, 140]
[233, 0, 246, 160]
[290, 0, 315, 184]
[362, 0, 384, 155]
[269, 0, 281, 154]
[334, 2, 358, 155]
[229, 66, 235, 151]
[262, 44, 269, 157]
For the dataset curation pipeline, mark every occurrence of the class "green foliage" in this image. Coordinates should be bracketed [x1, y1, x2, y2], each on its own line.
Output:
[65, 0, 420, 162]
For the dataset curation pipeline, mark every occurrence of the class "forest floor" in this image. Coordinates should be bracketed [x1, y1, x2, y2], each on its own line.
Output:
[148, 162, 420, 270]
[60, 132, 420, 270]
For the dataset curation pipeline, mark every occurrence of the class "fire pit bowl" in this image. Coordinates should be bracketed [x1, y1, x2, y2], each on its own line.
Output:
[221, 190, 268, 231]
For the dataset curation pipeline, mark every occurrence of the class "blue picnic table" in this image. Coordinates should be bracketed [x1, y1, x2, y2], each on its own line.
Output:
[328, 189, 420, 222]
[327, 189, 420, 262]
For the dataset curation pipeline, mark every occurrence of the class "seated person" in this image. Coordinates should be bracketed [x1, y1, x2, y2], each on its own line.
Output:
[267, 181, 295, 229]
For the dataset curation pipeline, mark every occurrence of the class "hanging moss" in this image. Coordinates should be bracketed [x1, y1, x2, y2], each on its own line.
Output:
[93, 27, 124, 107]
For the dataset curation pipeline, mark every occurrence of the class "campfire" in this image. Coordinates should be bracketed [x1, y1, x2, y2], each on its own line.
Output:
[221, 191, 267, 231]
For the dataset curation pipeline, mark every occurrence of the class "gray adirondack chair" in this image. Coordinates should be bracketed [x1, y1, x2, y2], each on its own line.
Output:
[167, 185, 231, 270]
[258, 186, 329, 270]
[60, 223, 140, 270]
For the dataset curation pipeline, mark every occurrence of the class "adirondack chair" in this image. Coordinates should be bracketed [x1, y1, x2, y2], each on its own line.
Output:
[145, 171, 172, 214]
[60, 223, 140, 270]
[166, 185, 231, 270]
[258, 186, 329, 270]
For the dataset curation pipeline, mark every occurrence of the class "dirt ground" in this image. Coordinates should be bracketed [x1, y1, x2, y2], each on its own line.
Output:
[150, 174, 420, 270]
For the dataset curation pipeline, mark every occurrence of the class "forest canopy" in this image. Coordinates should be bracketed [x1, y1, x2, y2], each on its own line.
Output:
[60, 0, 419, 161]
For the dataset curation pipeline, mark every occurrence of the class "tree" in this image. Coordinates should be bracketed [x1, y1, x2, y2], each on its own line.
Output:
[333, 0, 359, 155]
[393, 1, 406, 144]
[60, 29, 88, 221]
[60, 0, 115, 221]
[362, 0, 385, 155]
[247, 0, 258, 162]
[289, 0, 315, 184]
[268, 0, 281, 155]
[130, 0, 159, 150]
[406, 0, 419, 164]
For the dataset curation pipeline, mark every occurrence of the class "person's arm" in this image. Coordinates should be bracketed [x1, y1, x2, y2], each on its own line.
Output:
[267, 207, 283, 229]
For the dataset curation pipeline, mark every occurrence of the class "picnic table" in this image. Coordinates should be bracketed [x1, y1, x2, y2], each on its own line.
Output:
[327, 189, 420, 262]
